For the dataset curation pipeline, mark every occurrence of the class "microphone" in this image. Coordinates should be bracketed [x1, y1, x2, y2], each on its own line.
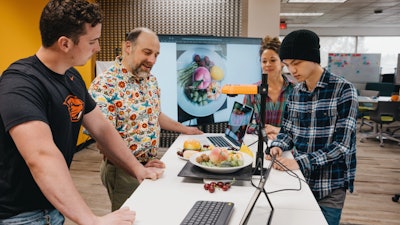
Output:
[221, 84, 259, 95]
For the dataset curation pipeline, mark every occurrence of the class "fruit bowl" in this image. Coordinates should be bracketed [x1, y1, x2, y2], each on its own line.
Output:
[189, 151, 253, 174]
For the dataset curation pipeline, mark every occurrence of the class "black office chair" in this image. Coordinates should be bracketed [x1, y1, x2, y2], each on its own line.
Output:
[360, 101, 400, 147]
[358, 90, 380, 132]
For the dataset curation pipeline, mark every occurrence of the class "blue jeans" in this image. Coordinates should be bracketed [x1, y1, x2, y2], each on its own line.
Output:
[320, 205, 342, 225]
[0, 209, 64, 225]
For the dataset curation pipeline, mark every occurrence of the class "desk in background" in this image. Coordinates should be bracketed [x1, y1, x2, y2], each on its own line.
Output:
[122, 134, 328, 225]
[358, 96, 391, 109]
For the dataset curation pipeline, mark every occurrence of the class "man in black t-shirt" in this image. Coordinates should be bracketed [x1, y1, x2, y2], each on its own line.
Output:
[0, 1, 164, 224]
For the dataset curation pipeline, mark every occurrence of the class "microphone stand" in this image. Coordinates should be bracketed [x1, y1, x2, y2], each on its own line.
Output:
[254, 73, 268, 175]
[240, 73, 274, 225]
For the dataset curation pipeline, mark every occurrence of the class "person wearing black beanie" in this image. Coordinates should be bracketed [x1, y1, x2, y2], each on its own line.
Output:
[279, 29, 321, 64]
[268, 29, 358, 225]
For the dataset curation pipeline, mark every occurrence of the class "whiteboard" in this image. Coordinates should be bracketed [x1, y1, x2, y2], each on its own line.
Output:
[327, 53, 381, 83]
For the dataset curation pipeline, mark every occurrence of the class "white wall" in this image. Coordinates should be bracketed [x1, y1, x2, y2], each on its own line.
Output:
[246, 0, 280, 38]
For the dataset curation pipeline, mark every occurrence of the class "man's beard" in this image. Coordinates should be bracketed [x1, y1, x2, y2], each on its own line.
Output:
[136, 71, 150, 78]
[133, 65, 150, 79]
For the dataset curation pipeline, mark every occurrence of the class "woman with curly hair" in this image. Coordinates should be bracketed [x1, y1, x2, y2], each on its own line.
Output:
[243, 36, 295, 140]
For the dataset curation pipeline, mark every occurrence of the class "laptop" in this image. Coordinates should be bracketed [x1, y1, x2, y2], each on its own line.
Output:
[204, 101, 254, 149]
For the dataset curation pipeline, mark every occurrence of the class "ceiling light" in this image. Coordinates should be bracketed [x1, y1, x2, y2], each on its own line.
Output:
[287, 0, 347, 3]
[280, 12, 324, 16]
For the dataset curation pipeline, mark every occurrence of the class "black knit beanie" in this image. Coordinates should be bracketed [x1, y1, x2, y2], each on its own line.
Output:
[279, 29, 321, 64]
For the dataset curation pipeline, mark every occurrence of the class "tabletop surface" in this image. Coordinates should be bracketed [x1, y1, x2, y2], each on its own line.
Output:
[358, 96, 391, 103]
[122, 134, 328, 225]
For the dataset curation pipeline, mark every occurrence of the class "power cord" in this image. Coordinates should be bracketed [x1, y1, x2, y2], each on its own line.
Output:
[250, 153, 308, 194]
[266, 158, 306, 194]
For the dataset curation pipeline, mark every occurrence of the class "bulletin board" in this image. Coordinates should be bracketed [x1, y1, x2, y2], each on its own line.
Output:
[327, 53, 381, 83]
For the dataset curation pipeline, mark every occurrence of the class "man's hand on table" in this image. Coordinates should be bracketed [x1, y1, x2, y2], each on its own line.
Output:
[95, 207, 136, 225]
[144, 159, 165, 180]
[145, 158, 165, 168]
[136, 160, 165, 181]
[265, 147, 299, 171]
[272, 157, 299, 171]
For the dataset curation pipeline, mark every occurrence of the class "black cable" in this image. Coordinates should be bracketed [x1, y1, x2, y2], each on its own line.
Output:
[264, 155, 308, 194]
[246, 139, 258, 147]
[250, 152, 308, 194]
[249, 155, 274, 188]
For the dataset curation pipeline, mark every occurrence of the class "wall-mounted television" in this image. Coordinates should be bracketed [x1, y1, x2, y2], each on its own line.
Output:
[151, 34, 262, 126]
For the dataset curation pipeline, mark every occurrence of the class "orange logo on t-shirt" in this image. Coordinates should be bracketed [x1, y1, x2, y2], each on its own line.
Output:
[63, 95, 84, 122]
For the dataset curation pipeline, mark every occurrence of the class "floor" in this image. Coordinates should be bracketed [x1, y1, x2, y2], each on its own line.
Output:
[66, 122, 400, 225]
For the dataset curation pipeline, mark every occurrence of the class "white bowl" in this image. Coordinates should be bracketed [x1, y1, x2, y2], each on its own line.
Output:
[189, 151, 253, 174]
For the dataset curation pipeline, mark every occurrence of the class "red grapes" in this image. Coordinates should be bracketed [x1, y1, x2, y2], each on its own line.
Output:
[203, 180, 233, 193]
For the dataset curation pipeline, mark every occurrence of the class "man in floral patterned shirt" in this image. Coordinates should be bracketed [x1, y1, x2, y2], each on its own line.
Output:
[89, 27, 203, 211]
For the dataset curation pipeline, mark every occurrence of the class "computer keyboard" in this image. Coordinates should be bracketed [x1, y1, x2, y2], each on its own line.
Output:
[180, 200, 234, 225]
[207, 136, 233, 148]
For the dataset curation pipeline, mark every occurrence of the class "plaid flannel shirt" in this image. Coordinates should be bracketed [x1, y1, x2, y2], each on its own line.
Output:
[271, 69, 358, 200]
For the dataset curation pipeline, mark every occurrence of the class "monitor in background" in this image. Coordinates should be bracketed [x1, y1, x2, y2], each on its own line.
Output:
[151, 34, 262, 126]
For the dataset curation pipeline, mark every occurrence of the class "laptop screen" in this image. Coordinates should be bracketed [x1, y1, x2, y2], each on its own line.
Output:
[224, 101, 254, 145]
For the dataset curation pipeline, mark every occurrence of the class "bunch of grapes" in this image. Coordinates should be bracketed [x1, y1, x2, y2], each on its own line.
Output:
[193, 54, 215, 70]
[203, 180, 234, 193]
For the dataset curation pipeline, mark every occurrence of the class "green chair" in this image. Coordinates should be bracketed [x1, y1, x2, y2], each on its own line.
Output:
[360, 101, 400, 147]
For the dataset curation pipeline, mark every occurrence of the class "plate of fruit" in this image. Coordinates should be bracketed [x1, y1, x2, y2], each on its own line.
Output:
[189, 147, 253, 174]
[176, 139, 213, 160]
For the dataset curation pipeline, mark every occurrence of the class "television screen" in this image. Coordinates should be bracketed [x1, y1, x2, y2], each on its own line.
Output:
[151, 34, 262, 126]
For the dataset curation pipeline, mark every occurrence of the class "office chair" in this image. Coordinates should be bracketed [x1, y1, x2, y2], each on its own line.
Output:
[358, 90, 379, 132]
[387, 126, 400, 136]
[360, 101, 400, 147]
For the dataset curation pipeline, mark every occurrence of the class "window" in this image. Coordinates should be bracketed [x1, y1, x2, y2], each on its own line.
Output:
[357, 37, 400, 74]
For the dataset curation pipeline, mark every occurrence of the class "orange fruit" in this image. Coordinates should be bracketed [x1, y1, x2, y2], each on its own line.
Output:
[391, 95, 399, 101]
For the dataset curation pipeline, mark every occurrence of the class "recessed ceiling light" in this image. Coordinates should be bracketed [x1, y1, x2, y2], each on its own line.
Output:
[287, 0, 347, 3]
[280, 12, 324, 16]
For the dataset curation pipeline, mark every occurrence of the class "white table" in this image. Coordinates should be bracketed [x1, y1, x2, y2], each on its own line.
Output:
[122, 134, 328, 225]
[358, 96, 392, 103]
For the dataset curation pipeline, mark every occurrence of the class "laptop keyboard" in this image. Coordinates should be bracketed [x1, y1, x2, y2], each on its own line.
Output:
[180, 200, 234, 225]
[207, 136, 233, 148]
